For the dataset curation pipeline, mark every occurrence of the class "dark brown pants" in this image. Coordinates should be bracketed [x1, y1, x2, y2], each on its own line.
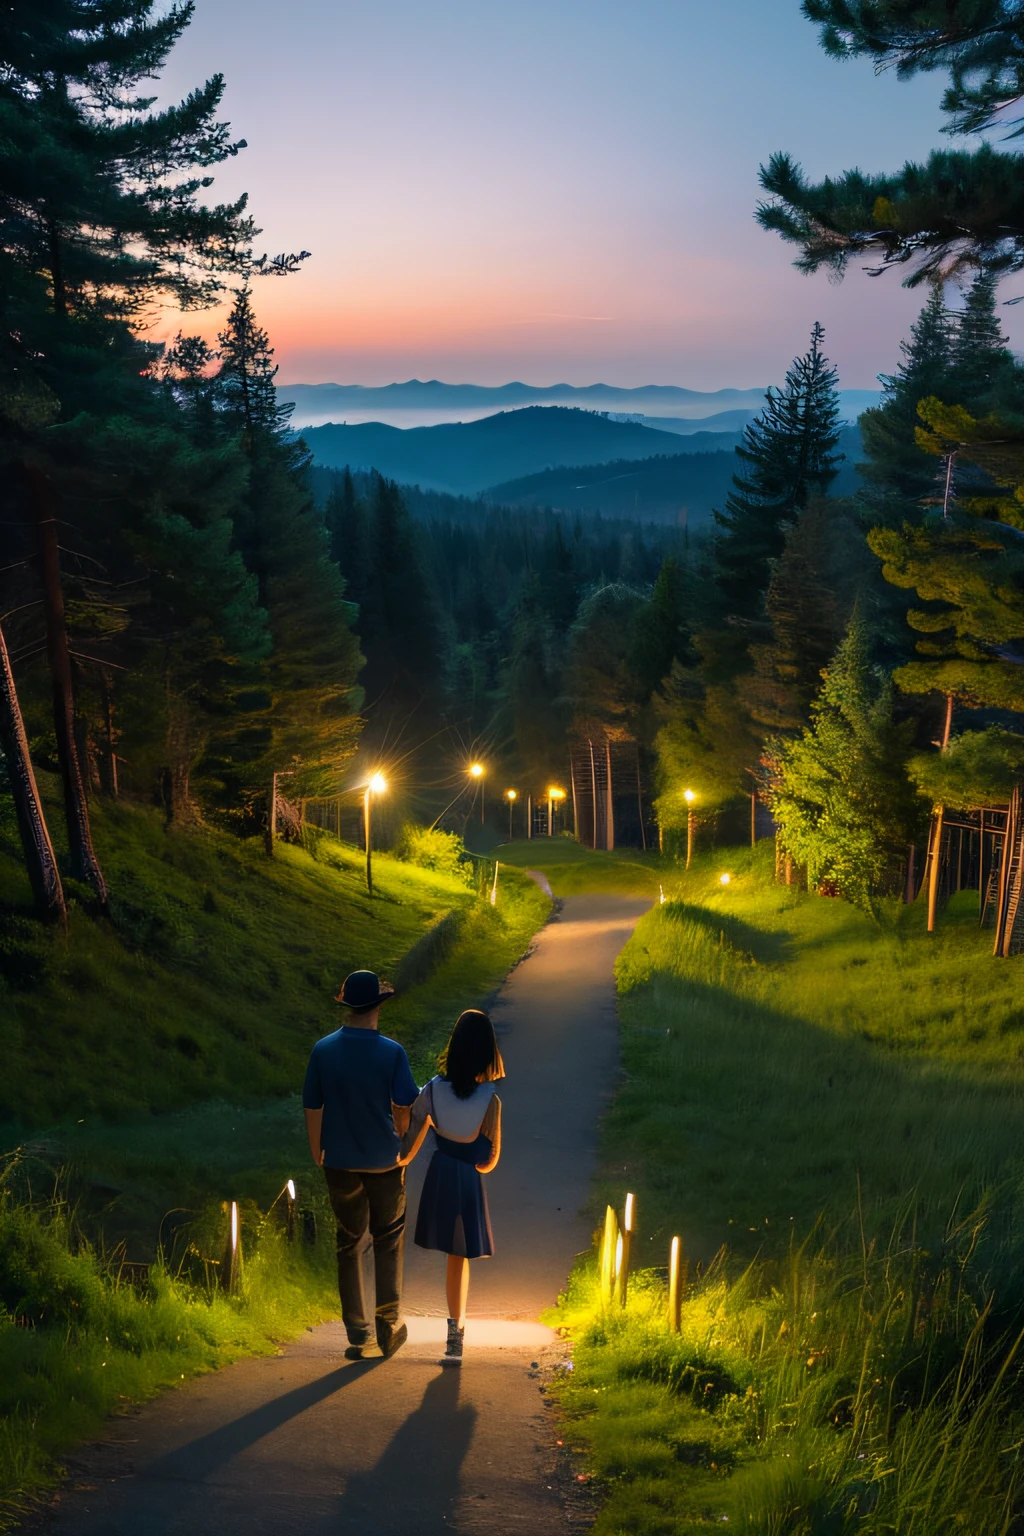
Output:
[323, 1165, 406, 1345]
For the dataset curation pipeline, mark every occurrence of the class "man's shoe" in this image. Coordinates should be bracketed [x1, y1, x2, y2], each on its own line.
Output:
[376, 1322, 408, 1360]
[344, 1335, 375, 1360]
[439, 1317, 464, 1367]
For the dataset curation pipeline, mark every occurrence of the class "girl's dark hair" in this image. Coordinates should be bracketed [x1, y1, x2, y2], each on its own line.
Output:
[439, 1009, 505, 1099]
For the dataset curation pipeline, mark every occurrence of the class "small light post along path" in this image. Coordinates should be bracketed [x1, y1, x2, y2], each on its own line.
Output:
[469, 761, 485, 823]
[363, 771, 387, 897]
[547, 784, 566, 836]
[684, 788, 696, 869]
[505, 787, 518, 840]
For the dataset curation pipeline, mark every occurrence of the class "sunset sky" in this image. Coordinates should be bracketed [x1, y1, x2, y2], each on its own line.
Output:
[156, 0, 1024, 391]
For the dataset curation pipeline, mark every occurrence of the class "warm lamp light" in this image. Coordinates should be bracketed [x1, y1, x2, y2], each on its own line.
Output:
[368, 772, 387, 794]
[286, 1179, 296, 1201]
[624, 1191, 634, 1233]
[548, 787, 566, 800]
[469, 762, 484, 778]
[505, 789, 517, 801]
[719, 872, 731, 886]
[683, 788, 695, 804]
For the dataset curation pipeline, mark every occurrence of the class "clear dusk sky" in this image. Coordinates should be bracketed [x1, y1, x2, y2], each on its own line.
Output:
[156, 0, 1024, 390]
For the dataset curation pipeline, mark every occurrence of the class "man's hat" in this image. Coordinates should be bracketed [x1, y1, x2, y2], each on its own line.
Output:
[334, 970, 395, 1012]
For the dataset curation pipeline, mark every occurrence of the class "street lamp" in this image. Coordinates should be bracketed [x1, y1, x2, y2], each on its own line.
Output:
[683, 788, 696, 870]
[504, 788, 518, 841]
[548, 785, 566, 837]
[364, 772, 387, 896]
[469, 762, 485, 824]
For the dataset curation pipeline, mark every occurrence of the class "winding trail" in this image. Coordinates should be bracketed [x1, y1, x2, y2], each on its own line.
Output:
[44, 892, 649, 1536]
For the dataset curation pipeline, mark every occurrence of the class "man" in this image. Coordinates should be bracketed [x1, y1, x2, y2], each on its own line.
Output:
[303, 970, 419, 1360]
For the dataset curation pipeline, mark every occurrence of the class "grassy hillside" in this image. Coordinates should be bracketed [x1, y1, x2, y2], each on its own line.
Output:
[521, 841, 1024, 1534]
[1, 794, 490, 1129]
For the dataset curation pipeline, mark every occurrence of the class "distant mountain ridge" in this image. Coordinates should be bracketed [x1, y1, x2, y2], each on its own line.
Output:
[280, 379, 880, 427]
[282, 379, 774, 415]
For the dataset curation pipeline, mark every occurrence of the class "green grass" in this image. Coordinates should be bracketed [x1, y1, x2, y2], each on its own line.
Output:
[547, 840, 1024, 1534]
[0, 791, 551, 1526]
[0, 1161, 341, 1533]
[1, 793, 547, 1130]
[495, 837, 663, 896]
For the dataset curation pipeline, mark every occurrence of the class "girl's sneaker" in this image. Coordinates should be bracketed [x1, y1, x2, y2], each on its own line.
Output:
[440, 1316, 465, 1367]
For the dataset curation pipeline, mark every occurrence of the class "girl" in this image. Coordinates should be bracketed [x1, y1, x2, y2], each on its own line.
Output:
[401, 1008, 504, 1366]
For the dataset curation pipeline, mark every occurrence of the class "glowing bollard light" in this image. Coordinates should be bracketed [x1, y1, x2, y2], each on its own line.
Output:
[224, 1200, 243, 1294]
[600, 1204, 618, 1306]
[286, 1178, 296, 1241]
[619, 1192, 634, 1307]
[719, 872, 731, 886]
[668, 1234, 685, 1333]
[687, 786, 696, 872]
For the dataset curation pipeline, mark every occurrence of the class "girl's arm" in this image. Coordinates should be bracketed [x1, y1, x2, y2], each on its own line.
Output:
[476, 1094, 502, 1173]
[398, 1087, 433, 1166]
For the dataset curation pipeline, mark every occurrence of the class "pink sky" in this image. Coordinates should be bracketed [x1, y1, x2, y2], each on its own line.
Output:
[154, 0, 1024, 391]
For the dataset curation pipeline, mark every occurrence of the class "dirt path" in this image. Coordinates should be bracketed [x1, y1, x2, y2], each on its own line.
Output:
[44, 893, 649, 1536]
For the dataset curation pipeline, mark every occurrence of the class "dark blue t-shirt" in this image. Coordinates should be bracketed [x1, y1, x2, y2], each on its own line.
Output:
[302, 1026, 419, 1171]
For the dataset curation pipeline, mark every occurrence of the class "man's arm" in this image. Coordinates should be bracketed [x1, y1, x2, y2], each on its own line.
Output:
[304, 1107, 324, 1166]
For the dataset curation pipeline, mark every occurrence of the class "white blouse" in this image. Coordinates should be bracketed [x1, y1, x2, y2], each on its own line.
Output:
[423, 1076, 495, 1141]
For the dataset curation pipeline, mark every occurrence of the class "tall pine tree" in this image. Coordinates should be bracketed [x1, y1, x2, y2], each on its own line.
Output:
[215, 289, 364, 801]
[714, 322, 842, 617]
[859, 284, 954, 505]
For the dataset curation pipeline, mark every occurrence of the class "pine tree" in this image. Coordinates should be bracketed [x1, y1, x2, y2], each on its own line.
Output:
[758, 9, 1024, 281]
[859, 284, 954, 504]
[629, 555, 693, 703]
[714, 322, 843, 617]
[950, 271, 1015, 409]
[765, 615, 927, 914]
[744, 499, 853, 733]
[358, 475, 445, 722]
[324, 468, 369, 595]
[215, 289, 364, 801]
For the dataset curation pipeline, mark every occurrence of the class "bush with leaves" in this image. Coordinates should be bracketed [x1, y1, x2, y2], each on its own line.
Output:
[394, 824, 473, 886]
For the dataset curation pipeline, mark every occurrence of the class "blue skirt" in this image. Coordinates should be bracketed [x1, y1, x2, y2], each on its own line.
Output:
[414, 1133, 494, 1259]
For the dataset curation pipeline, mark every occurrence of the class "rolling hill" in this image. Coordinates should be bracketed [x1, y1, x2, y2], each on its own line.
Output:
[298, 406, 700, 494]
[485, 425, 865, 523]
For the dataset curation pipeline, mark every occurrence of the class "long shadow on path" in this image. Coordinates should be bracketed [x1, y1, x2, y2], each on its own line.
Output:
[336, 1371, 475, 1533]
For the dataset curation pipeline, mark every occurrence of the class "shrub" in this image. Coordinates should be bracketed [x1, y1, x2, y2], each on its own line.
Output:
[394, 824, 473, 886]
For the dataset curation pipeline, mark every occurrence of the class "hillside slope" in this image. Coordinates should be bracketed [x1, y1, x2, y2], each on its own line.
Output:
[0, 794, 547, 1130]
[298, 406, 691, 493]
[486, 424, 865, 522]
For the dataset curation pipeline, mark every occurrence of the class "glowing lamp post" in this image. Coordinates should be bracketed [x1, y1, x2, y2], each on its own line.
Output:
[364, 772, 387, 897]
[505, 788, 518, 841]
[719, 872, 731, 886]
[469, 762, 485, 824]
[684, 789, 696, 870]
[547, 785, 566, 837]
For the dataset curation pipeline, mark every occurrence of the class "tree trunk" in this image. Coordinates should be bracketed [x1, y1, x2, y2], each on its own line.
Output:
[926, 805, 944, 933]
[26, 464, 108, 907]
[0, 619, 66, 925]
